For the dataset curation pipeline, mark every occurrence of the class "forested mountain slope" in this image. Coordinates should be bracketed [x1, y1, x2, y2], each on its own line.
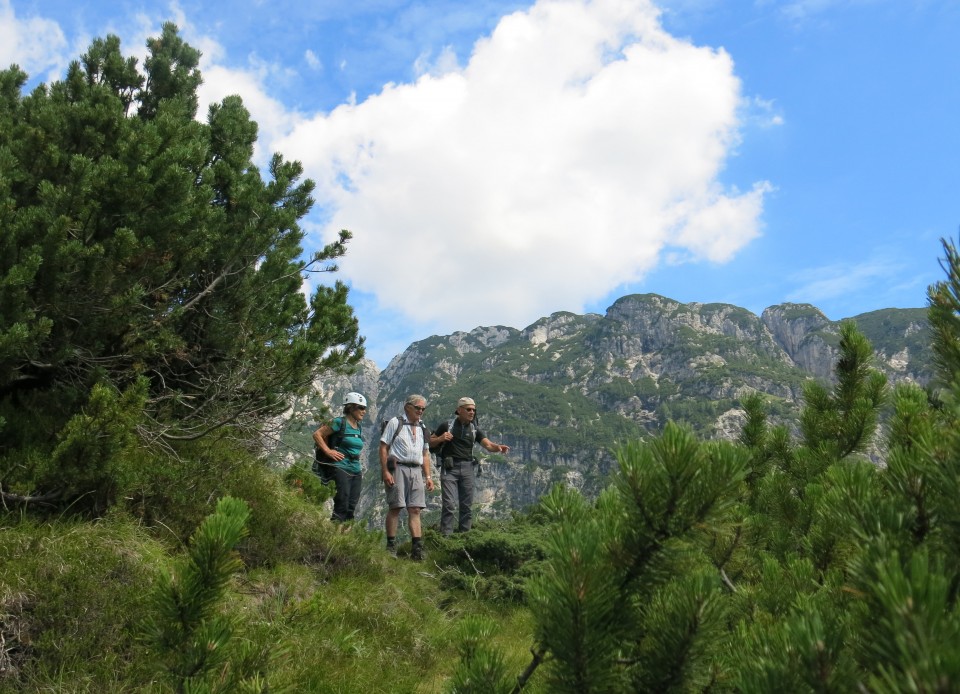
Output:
[277, 298, 930, 526]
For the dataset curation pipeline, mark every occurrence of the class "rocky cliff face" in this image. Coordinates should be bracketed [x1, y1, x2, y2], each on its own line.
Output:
[276, 296, 931, 529]
[270, 358, 381, 469]
[761, 303, 836, 380]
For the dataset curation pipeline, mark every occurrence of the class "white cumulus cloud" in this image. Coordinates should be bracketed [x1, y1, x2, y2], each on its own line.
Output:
[0, 0, 68, 82]
[274, 0, 770, 334]
[4, 0, 773, 344]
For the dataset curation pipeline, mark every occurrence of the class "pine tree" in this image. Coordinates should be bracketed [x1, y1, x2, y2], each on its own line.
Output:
[142, 496, 267, 692]
[448, 616, 515, 694]
[473, 240, 960, 691]
[514, 427, 748, 692]
[0, 25, 363, 511]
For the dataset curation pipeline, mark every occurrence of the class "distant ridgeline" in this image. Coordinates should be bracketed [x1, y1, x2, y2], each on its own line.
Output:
[276, 295, 931, 527]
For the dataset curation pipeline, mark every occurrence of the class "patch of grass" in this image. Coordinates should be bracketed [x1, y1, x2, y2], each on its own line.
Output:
[0, 511, 167, 690]
[0, 478, 544, 693]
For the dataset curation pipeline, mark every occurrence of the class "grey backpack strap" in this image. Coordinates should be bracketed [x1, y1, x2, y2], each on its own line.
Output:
[388, 417, 403, 447]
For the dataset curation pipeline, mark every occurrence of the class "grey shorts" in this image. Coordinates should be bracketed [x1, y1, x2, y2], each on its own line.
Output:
[385, 464, 426, 509]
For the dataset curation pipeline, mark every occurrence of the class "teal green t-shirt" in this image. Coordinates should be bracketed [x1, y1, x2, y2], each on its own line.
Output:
[331, 417, 363, 475]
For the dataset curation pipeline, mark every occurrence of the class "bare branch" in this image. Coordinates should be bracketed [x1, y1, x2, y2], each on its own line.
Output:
[179, 263, 236, 313]
[0, 487, 63, 506]
[719, 567, 738, 593]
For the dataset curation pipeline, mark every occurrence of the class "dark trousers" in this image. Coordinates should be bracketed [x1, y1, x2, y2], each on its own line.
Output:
[330, 466, 362, 522]
[440, 459, 475, 536]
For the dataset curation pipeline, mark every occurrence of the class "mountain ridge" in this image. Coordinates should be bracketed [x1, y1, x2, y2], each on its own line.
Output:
[275, 295, 931, 527]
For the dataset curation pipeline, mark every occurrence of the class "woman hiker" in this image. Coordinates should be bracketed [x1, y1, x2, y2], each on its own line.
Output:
[313, 392, 368, 522]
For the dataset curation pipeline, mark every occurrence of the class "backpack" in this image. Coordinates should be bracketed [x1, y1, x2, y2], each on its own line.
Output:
[430, 415, 478, 456]
[380, 416, 428, 450]
[313, 417, 362, 469]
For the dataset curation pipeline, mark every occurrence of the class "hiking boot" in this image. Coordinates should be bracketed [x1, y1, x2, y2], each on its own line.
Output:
[411, 544, 424, 562]
[387, 543, 398, 559]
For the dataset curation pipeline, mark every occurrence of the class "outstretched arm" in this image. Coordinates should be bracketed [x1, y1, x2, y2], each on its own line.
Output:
[479, 438, 509, 454]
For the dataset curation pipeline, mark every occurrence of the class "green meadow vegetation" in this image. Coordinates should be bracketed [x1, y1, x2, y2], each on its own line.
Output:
[3, 24, 960, 693]
[0, 476, 545, 692]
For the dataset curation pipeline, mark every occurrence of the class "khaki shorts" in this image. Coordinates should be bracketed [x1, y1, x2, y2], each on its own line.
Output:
[385, 464, 426, 509]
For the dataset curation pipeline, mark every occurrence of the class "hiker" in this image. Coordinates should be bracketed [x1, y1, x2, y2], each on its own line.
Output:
[430, 397, 510, 537]
[313, 392, 368, 522]
[380, 394, 435, 560]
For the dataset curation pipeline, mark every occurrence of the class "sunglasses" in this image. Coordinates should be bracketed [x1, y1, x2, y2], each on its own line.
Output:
[463, 407, 476, 412]
[409, 405, 426, 412]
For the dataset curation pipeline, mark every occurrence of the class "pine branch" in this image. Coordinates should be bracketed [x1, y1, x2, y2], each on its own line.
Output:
[512, 645, 547, 693]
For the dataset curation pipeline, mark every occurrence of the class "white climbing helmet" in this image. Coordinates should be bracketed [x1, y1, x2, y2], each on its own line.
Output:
[343, 392, 367, 407]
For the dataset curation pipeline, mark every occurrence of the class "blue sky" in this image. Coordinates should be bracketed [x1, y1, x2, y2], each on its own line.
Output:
[4, 0, 958, 369]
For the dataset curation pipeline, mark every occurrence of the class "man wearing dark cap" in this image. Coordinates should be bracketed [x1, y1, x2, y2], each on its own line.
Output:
[430, 397, 510, 537]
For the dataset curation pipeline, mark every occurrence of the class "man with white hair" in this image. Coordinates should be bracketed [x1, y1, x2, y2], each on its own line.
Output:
[430, 397, 510, 537]
[380, 394, 435, 560]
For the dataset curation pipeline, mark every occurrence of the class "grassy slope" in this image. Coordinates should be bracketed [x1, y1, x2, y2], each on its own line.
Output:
[0, 473, 543, 693]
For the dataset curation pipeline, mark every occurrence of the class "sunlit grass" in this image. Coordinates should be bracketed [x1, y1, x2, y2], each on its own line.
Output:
[0, 497, 543, 692]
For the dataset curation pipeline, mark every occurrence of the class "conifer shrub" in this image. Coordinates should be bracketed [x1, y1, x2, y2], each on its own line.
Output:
[0, 380, 148, 516]
[447, 249, 960, 693]
[426, 515, 550, 603]
[0, 24, 363, 518]
[447, 615, 515, 694]
[142, 496, 259, 692]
